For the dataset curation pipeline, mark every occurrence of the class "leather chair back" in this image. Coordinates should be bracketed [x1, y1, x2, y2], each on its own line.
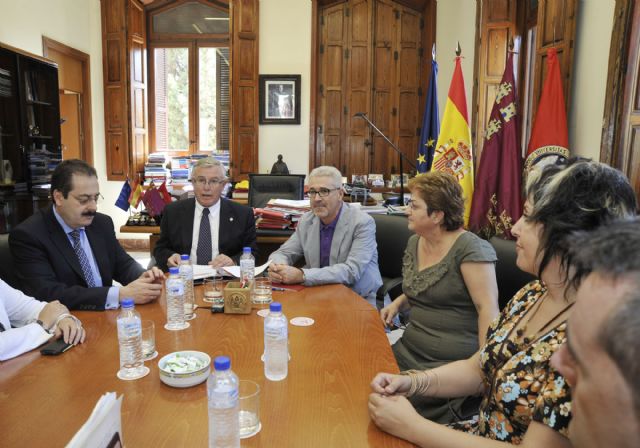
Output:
[0, 233, 21, 289]
[489, 236, 536, 310]
[248, 174, 306, 209]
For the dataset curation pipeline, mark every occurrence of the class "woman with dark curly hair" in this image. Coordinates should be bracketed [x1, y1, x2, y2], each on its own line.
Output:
[380, 170, 499, 423]
[369, 158, 637, 447]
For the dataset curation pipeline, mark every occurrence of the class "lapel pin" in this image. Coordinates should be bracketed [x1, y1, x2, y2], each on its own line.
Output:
[230, 217, 234, 222]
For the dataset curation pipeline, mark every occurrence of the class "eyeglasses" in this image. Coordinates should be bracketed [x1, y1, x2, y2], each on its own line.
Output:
[308, 187, 341, 198]
[71, 193, 104, 205]
[193, 177, 227, 187]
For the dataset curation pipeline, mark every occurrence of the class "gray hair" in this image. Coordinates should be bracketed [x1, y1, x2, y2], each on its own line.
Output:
[192, 157, 227, 178]
[568, 218, 640, 421]
[309, 166, 342, 188]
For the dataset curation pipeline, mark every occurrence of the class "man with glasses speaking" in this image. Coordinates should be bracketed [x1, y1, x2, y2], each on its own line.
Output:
[269, 166, 382, 307]
[153, 157, 256, 271]
[10, 159, 164, 310]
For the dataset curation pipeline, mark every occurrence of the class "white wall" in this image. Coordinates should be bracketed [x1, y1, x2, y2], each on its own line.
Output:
[435, 0, 477, 120]
[258, 0, 312, 176]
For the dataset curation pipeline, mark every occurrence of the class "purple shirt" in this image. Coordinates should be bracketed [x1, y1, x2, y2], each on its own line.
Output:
[319, 205, 343, 268]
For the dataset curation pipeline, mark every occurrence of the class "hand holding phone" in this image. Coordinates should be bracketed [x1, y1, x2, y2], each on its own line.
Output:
[40, 339, 73, 356]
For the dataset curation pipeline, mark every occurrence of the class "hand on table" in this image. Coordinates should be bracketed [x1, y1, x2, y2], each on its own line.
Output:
[54, 315, 86, 345]
[37, 300, 68, 330]
[167, 253, 181, 267]
[120, 274, 163, 304]
[269, 263, 303, 284]
[370, 372, 411, 396]
[209, 254, 234, 268]
[368, 393, 422, 441]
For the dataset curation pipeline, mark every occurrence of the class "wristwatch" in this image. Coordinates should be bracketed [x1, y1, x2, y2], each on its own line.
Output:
[36, 320, 53, 334]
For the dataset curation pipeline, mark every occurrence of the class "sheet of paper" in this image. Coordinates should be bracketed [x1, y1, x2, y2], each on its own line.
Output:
[66, 392, 123, 448]
[222, 260, 272, 278]
[271, 198, 310, 208]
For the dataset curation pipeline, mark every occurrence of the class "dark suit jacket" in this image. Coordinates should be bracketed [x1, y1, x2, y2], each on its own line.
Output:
[9, 206, 145, 311]
[153, 198, 257, 271]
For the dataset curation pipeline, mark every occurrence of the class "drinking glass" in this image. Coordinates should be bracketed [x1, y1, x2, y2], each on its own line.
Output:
[239, 380, 261, 438]
[141, 320, 157, 361]
[253, 276, 272, 305]
[204, 276, 225, 312]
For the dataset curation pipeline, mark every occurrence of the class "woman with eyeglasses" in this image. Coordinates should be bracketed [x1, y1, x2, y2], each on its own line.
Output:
[369, 159, 637, 447]
[380, 170, 499, 424]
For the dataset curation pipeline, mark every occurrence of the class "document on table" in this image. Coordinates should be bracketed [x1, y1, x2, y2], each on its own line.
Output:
[66, 392, 123, 448]
[193, 260, 272, 280]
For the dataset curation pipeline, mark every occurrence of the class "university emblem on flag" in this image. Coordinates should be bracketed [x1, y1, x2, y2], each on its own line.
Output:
[433, 139, 472, 181]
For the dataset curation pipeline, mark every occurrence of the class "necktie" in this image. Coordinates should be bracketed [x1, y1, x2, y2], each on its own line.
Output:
[69, 230, 97, 287]
[196, 208, 212, 265]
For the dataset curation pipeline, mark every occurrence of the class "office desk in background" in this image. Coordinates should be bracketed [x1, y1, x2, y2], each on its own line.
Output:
[0, 285, 412, 447]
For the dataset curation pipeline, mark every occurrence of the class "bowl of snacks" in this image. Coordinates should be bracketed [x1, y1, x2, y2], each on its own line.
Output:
[158, 351, 211, 388]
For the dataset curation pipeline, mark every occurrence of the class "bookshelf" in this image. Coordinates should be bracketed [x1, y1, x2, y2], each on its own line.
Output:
[0, 42, 61, 233]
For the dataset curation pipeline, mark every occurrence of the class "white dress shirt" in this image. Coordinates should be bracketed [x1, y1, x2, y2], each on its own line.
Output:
[190, 200, 221, 263]
[0, 279, 49, 361]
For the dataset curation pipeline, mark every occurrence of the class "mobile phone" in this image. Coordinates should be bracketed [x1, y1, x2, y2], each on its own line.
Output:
[40, 339, 73, 356]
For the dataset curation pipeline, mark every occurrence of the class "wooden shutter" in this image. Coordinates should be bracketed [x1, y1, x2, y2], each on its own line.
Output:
[128, 0, 148, 177]
[473, 0, 517, 164]
[530, 0, 577, 128]
[230, 0, 259, 179]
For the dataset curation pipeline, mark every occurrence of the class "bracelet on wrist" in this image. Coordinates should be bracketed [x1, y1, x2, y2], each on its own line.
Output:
[35, 319, 53, 334]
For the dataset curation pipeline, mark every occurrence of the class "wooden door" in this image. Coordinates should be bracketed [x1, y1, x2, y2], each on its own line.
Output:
[59, 93, 82, 160]
[473, 0, 518, 164]
[615, 0, 640, 199]
[530, 0, 577, 128]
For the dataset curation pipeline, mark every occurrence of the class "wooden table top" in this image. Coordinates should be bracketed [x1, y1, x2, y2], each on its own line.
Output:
[0, 285, 412, 447]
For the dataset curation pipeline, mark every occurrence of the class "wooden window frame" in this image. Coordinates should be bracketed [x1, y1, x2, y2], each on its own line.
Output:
[147, 0, 230, 156]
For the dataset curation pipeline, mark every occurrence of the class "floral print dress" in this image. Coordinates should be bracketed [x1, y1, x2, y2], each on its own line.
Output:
[449, 280, 572, 444]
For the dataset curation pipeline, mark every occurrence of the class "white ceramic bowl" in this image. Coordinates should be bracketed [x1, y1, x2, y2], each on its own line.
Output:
[158, 351, 211, 388]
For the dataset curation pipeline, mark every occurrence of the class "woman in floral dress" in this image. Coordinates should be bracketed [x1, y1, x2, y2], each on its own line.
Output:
[368, 158, 637, 447]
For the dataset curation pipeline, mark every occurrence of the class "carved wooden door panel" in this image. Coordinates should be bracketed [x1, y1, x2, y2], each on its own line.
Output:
[317, 2, 348, 172]
[473, 0, 517, 164]
[617, 0, 640, 199]
[530, 0, 577, 128]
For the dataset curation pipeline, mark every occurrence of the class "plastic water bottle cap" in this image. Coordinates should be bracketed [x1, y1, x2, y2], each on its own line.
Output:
[168, 267, 179, 274]
[269, 302, 282, 312]
[214, 356, 231, 371]
[242, 247, 252, 254]
[121, 298, 134, 308]
[180, 254, 189, 261]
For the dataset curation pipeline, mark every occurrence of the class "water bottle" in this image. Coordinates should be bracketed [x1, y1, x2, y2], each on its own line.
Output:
[207, 356, 240, 448]
[165, 267, 189, 331]
[239, 247, 255, 303]
[116, 298, 145, 379]
[179, 254, 196, 320]
[264, 301, 288, 381]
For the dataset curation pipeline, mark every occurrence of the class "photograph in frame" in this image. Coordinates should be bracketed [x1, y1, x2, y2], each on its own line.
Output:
[259, 74, 301, 124]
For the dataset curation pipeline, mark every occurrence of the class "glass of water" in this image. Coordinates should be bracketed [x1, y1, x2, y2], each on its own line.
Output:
[239, 380, 261, 438]
[141, 320, 157, 361]
[253, 276, 272, 305]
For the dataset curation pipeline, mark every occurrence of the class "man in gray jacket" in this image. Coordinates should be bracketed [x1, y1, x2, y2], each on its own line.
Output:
[268, 166, 382, 307]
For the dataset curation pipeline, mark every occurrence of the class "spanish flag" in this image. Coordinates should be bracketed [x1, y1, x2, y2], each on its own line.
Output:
[128, 179, 144, 208]
[431, 55, 474, 225]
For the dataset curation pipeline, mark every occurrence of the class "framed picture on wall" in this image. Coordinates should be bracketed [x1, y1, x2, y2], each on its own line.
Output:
[259, 74, 301, 124]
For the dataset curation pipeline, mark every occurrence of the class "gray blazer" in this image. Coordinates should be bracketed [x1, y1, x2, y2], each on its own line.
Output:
[269, 204, 382, 306]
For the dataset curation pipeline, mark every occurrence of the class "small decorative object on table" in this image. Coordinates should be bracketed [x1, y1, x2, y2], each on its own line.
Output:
[270, 154, 290, 174]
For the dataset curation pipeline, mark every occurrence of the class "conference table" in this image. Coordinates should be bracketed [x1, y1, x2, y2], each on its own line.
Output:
[0, 284, 413, 447]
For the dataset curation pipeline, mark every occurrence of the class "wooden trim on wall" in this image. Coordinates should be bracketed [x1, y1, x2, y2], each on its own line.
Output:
[309, 0, 320, 174]
[41, 36, 94, 166]
[600, 0, 635, 165]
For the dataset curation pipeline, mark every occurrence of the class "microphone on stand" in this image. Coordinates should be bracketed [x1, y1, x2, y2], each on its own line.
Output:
[352, 112, 414, 206]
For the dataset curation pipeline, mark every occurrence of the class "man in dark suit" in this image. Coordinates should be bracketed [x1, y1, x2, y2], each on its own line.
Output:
[153, 157, 256, 271]
[10, 160, 163, 311]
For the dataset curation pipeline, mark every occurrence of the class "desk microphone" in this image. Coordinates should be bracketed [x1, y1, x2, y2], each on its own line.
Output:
[353, 112, 366, 118]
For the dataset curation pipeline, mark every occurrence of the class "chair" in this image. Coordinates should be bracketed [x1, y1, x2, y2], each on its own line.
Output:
[372, 214, 413, 310]
[248, 174, 306, 209]
[489, 236, 536, 310]
[0, 233, 21, 289]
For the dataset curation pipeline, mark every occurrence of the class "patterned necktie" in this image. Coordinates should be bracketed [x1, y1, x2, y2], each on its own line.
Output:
[69, 230, 97, 287]
[196, 208, 212, 265]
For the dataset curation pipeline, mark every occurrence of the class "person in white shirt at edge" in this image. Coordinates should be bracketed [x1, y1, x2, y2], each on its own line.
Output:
[0, 279, 85, 361]
[268, 166, 383, 307]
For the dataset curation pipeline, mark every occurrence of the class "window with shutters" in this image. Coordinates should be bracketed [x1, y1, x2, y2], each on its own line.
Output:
[148, 1, 230, 155]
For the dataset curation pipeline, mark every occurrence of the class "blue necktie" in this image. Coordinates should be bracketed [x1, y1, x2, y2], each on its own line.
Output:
[69, 230, 97, 287]
[196, 208, 212, 265]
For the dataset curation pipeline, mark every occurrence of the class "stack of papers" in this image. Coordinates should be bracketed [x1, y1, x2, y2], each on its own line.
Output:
[254, 199, 310, 230]
[193, 260, 272, 280]
[66, 392, 123, 448]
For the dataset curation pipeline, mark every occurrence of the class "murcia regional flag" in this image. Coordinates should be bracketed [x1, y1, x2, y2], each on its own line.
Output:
[431, 56, 474, 225]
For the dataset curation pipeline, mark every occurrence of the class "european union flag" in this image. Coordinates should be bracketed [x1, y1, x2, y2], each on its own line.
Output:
[115, 180, 131, 211]
[417, 58, 440, 173]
